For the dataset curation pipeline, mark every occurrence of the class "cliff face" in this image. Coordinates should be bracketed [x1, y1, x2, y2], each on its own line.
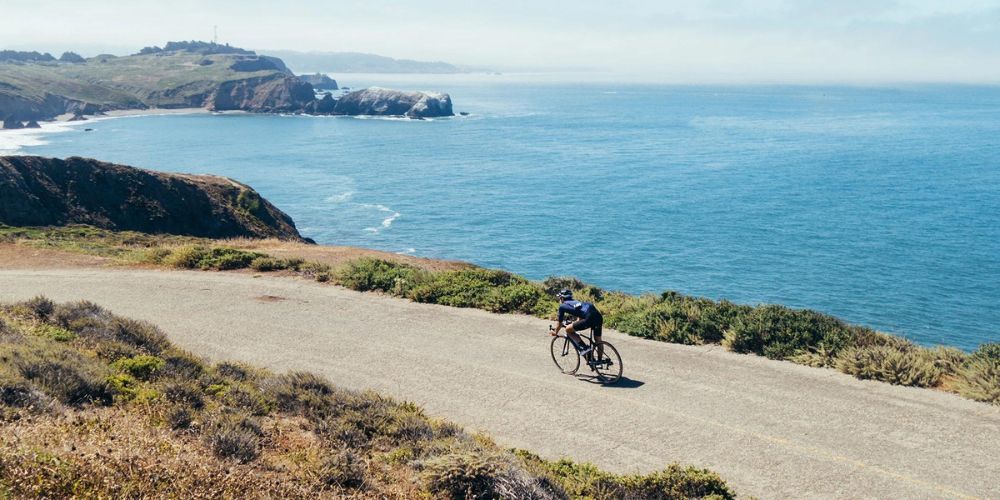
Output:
[297, 73, 339, 90]
[333, 88, 454, 118]
[0, 156, 303, 241]
[206, 74, 316, 113]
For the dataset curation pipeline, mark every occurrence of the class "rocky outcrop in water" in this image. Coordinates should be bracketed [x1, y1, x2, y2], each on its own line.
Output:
[0, 156, 304, 240]
[297, 73, 339, 90]
[333, 87, 453, 118]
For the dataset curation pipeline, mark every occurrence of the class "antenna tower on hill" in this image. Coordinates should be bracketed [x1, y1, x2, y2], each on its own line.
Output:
[213, 25, 218, 45]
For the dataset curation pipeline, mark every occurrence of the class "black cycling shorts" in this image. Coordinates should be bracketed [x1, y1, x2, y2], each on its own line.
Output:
[571, 313, 603, 337]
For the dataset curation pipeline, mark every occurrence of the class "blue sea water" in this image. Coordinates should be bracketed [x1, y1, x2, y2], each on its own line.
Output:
[17, 76, 1000, 350]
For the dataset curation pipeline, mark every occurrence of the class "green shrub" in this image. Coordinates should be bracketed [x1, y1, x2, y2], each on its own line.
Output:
[35, 325, 76, 342]
[483, 283, 552, 315]
[835, 345, 941, 387]
[955, 357, 1000, 405]
[725, 305, 853, 360]
[162, 246, 263, 271]
[162, 245, 209, 268]
[618, 464, 734, 499]
[111, 355, 164, 381]
[248, 256, 299, 272]
[337, 258, 423, 295]
[411, 268, 528, 309]
[971, 343, 1000, 362]
[542, 276, 604, 301]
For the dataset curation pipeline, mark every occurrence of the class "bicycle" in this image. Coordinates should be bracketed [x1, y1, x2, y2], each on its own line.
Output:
[549, 321, 623, 384]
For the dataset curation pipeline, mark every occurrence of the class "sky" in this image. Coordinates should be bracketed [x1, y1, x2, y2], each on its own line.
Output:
[2, 0, 999, 83]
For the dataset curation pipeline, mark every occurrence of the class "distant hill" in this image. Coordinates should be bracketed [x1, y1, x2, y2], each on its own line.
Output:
[265, 50, 465, 74]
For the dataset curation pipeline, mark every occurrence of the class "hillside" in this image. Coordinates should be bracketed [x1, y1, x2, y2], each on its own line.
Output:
[0, 42, 454, 124]
[0, 156, 303, 240]
[0, 296, 733, 498]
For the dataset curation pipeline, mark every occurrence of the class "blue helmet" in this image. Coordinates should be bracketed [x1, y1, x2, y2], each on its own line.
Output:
[557, 289, 573, 300]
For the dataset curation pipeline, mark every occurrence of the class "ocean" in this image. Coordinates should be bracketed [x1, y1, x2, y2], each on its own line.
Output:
[7, 75, 1000, 350]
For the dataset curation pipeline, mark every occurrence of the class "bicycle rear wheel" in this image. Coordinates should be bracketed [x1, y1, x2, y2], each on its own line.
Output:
[550, 335, 580, 375]
[590, 341, 622, 384]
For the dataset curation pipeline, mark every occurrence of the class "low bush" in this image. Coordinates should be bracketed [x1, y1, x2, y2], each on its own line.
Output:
[410, 268, 548, 314]
[111, 355, 164, 380]
[337, 258, 423, 295]
[1, 340, 113, 406]
[162, 246, 264, 271]
[725, 305, 854, 360]
[835, 345, 941, 387]
[525, 454, 734, 500]
[249, 256, 302, 272]
[166, 405, 194, 429]
[23, 296, 55, 320]
[160, 351, 206, 380]
[109, 318, 169, 355]
[162, 380, 205, 410]
[955, 357, 1000, 404]
[318, 450, 366, 488]
[422, 451, 555, 500]
[205, 411, 262, 463]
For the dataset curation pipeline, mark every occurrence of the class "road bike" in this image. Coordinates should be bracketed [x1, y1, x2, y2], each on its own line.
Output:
[549, 321, 622, 384]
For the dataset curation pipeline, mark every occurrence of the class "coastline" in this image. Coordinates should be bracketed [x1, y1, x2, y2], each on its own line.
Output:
[0, 107, 213, 155]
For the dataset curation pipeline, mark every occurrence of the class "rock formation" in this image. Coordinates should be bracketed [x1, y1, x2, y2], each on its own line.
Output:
[333, 87, 453, 118]
[0, 156, 304, 241]
[297, 73, 339, 90]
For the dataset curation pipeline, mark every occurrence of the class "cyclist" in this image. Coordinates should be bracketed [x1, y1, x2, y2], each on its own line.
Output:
[550, 289, 603, 358]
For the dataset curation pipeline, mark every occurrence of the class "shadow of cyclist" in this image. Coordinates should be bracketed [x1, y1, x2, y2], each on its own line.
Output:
[575, 374, 645, 389]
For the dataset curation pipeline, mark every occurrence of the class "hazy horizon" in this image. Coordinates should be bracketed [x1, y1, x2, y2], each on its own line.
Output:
[3, 0, 999, 84]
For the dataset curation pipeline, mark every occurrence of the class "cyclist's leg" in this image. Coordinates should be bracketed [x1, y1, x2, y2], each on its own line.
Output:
[593, 317, 604, 359]
[567, 318, 591, 353]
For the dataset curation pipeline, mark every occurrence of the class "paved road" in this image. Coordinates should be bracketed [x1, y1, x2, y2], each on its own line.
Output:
[2, 268, 998, 499]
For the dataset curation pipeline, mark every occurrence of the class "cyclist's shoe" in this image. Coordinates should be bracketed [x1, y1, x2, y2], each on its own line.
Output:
[579, 346, 593, 358]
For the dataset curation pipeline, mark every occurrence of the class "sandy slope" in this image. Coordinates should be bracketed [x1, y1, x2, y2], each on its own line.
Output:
[1, 267, 997, 499]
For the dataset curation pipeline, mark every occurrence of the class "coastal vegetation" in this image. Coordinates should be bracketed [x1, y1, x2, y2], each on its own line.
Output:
[0, 297, 733, 498]
[2, 224, 998, 407]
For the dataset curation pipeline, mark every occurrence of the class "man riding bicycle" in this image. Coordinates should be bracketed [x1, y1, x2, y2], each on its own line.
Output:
[550, 289, 603, 358]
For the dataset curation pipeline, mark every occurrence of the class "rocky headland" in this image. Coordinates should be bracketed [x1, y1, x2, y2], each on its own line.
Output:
[0, 42, 453, 127]
[0, 156, 303, 240]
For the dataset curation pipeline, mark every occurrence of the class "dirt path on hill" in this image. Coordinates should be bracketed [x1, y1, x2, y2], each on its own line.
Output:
[2, 267, 997, 499]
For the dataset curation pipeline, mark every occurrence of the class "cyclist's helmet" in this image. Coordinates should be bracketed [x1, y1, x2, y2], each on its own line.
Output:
[556, 289, 573, 300]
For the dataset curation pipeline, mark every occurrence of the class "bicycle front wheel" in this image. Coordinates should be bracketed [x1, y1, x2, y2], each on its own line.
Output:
[550, 335, 580, 375]
[591, 341, 623, 384]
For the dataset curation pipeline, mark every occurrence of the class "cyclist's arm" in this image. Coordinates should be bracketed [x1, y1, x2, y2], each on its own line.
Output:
[553, 304, 569, 334]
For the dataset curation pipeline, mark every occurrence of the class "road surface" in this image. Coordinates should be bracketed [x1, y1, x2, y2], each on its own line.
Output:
[2, 268, 997, 499]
